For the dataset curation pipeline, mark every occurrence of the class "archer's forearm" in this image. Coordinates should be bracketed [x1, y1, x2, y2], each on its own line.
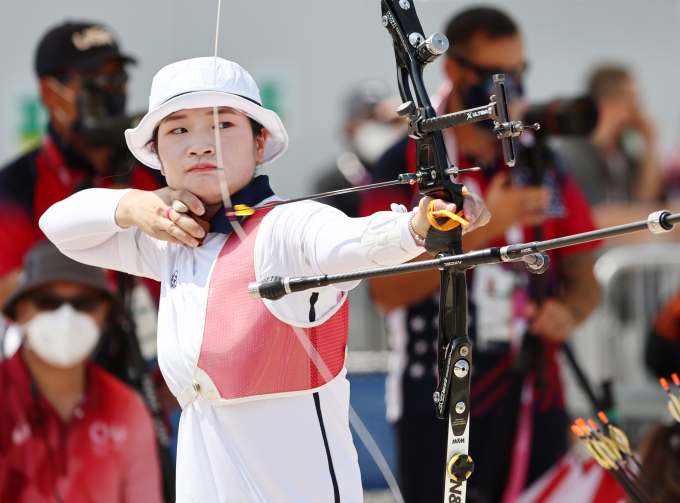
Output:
[368, 255, 440, 312]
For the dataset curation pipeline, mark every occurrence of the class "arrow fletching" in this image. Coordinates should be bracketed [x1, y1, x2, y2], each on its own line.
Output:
[232, 204, 256, 216]
[661, 377, 670, 391]
[576, 418, 589, 432]
[571, 424, 585, 437]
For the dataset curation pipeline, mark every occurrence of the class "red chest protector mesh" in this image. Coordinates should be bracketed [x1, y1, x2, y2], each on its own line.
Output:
[194, 207, 348, 405]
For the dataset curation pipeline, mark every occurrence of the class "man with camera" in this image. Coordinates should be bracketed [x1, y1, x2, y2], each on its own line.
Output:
[0, 241, 163, 502]
[0, 22, 164, 306]
[360, 7, 600, 503]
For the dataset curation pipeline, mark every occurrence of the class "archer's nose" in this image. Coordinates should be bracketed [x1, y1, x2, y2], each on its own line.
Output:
[188, 143, 215, 157]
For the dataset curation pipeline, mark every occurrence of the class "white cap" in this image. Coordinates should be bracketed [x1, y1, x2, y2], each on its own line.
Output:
[125, 57, 288, 169]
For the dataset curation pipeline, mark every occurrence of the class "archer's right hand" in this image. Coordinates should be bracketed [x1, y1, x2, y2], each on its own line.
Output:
[115, 188, 207, 247]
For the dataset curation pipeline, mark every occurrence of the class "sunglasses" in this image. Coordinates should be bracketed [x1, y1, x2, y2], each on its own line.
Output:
[452, 54, 528, 83]
[24, 294, 106, 313]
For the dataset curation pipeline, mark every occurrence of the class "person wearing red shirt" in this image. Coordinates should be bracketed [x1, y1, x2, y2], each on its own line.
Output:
[360, 7, 601, 503]
[0, 241, 163, 503]
[0, 21, 164, 306]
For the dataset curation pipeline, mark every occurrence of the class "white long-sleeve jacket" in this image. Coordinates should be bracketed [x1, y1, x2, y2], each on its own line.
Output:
[39, 187, 424, 503]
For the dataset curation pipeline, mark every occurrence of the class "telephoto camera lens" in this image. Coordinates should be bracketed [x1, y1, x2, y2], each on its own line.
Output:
[523, 96, 598, 136]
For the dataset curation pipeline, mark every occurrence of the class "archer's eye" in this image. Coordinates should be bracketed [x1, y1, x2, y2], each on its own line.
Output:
[218, 122, 233, 129]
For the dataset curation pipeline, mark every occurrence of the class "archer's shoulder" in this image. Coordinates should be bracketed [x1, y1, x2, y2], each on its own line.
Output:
[267, 199, 348, 222]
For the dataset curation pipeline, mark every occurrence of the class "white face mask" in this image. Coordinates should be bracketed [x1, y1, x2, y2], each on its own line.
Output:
[24, 304, 101, 369]
[352, 121, 406, 165]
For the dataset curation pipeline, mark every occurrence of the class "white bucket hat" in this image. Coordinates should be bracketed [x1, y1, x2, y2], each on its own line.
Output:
[125, 57, 288, 169]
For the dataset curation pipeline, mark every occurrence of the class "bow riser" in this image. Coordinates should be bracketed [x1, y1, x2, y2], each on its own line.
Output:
[381, 2, 471, 500]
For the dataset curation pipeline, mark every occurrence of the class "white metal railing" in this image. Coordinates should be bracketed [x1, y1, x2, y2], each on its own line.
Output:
[565, 243, 680, 417]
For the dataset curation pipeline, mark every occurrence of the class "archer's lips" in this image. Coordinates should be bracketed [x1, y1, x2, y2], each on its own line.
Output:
[189, 163, 218, 172]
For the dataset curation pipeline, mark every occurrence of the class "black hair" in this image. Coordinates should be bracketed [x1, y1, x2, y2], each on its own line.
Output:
[146, 116, 264, 158]
[444, 6, 519, 56]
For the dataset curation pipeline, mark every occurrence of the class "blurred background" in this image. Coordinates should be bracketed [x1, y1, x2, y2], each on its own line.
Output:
[3, 0, 680, 189]
[3, 1, 680, 502]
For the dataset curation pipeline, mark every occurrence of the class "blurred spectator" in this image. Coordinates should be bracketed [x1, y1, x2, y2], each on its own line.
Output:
[637, 422, 680, 503]
[314, 81, 404, 217]
[0, 21, 165, 307]
[645, 288, 680, 379]
[552, 65, 666, 230]
[0, 241, 162, 503]
[661, 127, 680, 202]
[360, 6, 600, 503]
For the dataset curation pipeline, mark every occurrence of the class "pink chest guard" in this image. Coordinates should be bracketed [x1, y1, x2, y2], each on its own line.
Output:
[196, 208, 348, 404]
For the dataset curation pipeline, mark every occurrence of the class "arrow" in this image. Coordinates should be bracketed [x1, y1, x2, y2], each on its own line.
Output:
[660, 377, 680, 423]
[227, 167, 481, 217]
[598, 411, 669, 503]
[572, 421, 652, 503]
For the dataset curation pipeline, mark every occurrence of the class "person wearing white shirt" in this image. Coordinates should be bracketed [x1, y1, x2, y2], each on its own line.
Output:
[39, 56, 489, 503]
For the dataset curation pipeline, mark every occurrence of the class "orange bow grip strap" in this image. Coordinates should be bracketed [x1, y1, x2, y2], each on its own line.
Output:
[427, 196, 470, 231]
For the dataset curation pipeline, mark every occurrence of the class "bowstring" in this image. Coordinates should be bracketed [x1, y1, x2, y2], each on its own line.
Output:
[213, 0, 246, 240]
[211, 3, 401, 499]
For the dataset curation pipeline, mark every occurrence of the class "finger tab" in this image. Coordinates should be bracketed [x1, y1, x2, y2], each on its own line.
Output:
[172, 199, 189, 213]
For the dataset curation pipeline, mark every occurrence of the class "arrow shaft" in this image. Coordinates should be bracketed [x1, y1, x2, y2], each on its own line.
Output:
[243, 179, 402, 212]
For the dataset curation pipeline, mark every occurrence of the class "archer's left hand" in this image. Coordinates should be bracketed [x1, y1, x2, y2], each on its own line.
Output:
[411, 188, 490, 239]
[525, 299, 577, 342]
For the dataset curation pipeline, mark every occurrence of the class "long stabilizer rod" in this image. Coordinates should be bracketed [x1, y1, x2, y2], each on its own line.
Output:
[249, 210, 678, 300]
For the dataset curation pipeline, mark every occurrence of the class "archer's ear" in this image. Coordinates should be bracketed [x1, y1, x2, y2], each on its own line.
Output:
[255, 128, 269, 164]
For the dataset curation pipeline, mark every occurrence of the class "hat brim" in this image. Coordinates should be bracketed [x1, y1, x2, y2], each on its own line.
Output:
[1, 273, 121, 321]
[125, 91, 288, 170]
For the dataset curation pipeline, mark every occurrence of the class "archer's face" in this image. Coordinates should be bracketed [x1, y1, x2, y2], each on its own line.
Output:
[157, 107, 267, 205]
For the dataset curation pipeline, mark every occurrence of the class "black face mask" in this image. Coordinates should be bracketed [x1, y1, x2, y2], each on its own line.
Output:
[72, 71, 137, 148]
[102, 89, 127, 116]
[77, 71, 129, 118]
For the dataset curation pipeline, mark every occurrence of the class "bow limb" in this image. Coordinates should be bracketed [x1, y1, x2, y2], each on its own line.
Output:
[213, 0, 246, 240]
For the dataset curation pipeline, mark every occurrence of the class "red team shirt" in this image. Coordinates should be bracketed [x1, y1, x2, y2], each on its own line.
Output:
[0, 351, 163, 503]
[0, 132, 164, 278]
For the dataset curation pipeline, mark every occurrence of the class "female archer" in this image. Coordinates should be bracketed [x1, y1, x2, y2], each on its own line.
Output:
[40, 57, 490, 502]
